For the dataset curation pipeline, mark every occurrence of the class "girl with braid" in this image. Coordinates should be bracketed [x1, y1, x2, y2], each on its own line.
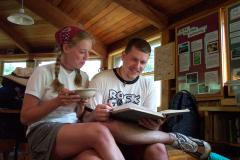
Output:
[20, 26, 124, 160]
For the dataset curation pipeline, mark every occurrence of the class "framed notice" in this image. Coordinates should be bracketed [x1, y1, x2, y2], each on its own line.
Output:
[176, 11, 223, 100]
[226, 2, 240, 95]
[154, 42, 175, 80]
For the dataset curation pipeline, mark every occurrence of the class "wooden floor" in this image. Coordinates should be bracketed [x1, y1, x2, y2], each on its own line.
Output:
[167, 146, 197, 160]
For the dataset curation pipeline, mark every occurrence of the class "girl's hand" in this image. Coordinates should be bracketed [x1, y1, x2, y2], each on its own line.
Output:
[78, 98, 90, 106]
[75, 98, 90, 119]
[57, 89, 81, 106]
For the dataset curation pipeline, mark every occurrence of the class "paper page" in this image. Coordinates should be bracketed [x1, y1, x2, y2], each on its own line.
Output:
[160, 109, 190, 115]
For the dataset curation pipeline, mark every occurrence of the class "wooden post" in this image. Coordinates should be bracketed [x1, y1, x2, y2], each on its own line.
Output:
[160, 29, 174, 109]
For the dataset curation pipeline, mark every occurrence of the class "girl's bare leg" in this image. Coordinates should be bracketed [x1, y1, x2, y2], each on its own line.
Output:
[54, 122, 124, 160]
[103, 120, 211, 159]
[144, 143, 168, 160]
[73, 149, 102, 160]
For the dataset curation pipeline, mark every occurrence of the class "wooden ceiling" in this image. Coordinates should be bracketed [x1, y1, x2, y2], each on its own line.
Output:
[0, 0, 233, 58]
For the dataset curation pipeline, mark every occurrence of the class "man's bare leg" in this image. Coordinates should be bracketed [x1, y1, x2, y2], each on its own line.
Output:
[103, 121, 172, 144]
[103, 120, 211, 159]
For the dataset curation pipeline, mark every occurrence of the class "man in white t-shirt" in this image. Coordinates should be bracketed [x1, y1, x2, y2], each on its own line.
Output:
[83, 38, 211, 160]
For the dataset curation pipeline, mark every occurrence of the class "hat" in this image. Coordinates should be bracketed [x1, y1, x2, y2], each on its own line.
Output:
[4, 67, 34, 86]
[55, 26, 83, 46]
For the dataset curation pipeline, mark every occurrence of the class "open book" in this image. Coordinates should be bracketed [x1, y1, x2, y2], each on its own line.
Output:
[110, 103, 190, 122]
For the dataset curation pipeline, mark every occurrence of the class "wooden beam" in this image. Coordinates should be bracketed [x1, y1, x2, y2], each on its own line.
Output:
[23, 0, 107, 57]
[107, 25, 160, 53]
[0, 52, 98, 61]
[0, 18, 30, 54]
[112, 0, 168, 29]
[170, 0, 237, 25]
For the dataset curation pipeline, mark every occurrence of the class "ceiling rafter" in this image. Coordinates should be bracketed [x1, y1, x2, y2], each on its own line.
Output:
[22, 0, 107, 57]
[112, 0, 168, 30]
[170, 0, 237, 24]
[0, 18, 30, 54]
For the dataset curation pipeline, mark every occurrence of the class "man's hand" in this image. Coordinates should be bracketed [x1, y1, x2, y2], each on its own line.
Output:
[93, 104, 113, 122]
[138, 118, 166, 130]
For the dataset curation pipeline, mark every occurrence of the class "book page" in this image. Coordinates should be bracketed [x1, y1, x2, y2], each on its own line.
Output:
[111, 103, 190, 122]
[160, 109, 190, 115]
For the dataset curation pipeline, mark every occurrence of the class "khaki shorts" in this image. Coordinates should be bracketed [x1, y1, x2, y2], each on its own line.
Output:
[27, 122, 65, 160]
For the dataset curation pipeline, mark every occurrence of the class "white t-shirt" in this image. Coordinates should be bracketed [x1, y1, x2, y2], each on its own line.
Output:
[25, 63, 89, 132]
[90, 69, 157, 111]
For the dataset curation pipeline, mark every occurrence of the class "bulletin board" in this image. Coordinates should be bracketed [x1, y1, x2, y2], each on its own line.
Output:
[176, 12, 223, 99]
[226, 2, 240, 95]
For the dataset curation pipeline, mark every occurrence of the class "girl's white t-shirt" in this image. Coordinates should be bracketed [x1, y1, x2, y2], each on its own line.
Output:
[25, 63, 89, 133]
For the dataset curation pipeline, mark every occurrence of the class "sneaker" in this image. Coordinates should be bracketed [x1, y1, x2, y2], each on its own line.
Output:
[170, 133, 211, 159]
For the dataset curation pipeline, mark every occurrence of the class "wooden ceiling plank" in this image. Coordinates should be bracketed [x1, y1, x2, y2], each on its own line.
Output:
[84, 2, 118, 29]
[104, 20, 149, 44]
[79, 0, 111, 25]
[100, 16, 145, 39]
[112, 0, 168, 29]
[0, 18, 30, 54]
[100, 16, 144, 42]
[58, 0, 80, 14]
[96, 14, 139, 38]
[75, 0, 101, 21]
[47, 0, 62, 6]
[68, 0, 90, 19]
[23, 0, 107, 57]
[88, 6, 131, 35]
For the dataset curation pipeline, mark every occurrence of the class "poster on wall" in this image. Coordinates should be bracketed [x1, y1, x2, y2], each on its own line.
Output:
[176, 12, 222, 98]
[227, 2, 240, 81]
[204, 31, 220, 69]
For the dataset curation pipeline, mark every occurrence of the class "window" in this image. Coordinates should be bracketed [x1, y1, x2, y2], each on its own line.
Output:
[143, 39, 161, 107]
[112, 54, 122, 68]
[38, 60, 55, 66]
[145, 75, 161, 106]
[143, 41, 160, 73]
[37, 59, 101, 80]
[81, 59, 101, 80]
[3, 62, 26, 75]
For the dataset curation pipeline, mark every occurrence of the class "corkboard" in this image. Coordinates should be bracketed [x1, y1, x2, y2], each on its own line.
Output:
[175, 11, 223, 100]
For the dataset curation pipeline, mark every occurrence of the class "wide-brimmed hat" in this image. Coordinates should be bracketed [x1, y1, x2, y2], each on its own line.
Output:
[4, 67, 33, 86]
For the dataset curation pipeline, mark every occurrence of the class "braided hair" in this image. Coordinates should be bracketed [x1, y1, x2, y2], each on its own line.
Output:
[52, 28, 94, 92]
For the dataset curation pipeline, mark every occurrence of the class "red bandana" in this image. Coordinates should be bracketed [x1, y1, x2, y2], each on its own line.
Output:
[55, 26, 83, 46]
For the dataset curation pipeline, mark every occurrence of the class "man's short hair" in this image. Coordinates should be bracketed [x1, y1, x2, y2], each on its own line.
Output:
[125, 38, 151, 54]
